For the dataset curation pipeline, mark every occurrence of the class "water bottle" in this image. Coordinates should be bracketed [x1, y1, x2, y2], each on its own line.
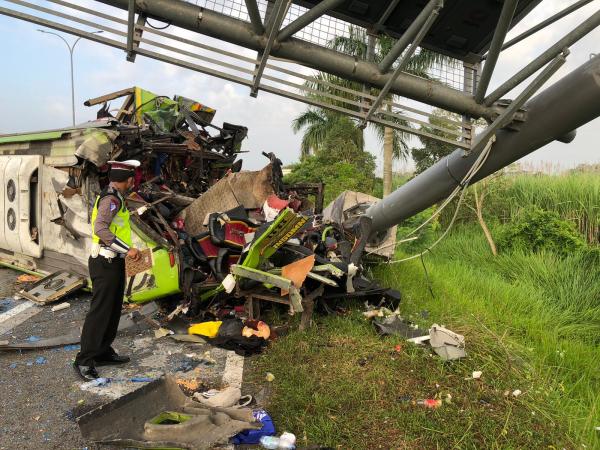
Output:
[259, 436, 280, 449]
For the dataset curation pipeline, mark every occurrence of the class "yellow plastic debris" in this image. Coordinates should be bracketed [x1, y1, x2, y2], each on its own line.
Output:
[188, 321, 223, 338]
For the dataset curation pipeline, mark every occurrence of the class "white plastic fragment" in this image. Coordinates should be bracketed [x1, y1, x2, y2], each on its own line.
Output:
[279, 432, 297, 448]
[51, 302, 70, 312]
[429, 324, 466, 361]
[136, 205, 148, 216]
[472, 371, 482, 379]
[512, 389, 522, 397]
[346, 263, 358, 293]
[222, 274, 236, 293]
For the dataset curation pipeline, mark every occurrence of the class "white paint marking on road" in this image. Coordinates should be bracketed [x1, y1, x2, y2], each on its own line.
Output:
[0, 301, 40, 335]
[222, 351, 244, 389]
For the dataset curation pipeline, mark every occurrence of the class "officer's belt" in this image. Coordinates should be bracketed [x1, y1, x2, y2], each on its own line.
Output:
[98, 247, 125, 259]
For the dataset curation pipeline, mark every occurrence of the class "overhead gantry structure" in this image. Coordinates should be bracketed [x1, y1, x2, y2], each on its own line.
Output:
[2, 0, 600, 231]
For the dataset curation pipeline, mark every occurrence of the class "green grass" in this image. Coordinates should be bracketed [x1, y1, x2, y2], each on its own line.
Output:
[444, 172, 600, 245]
[500, 173, 599, 244]
[248, 170, 599, 448]
[249, 227, 600, 448]
[377, 227, 600, 447]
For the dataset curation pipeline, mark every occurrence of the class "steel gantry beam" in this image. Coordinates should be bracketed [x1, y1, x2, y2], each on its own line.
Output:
[474, 0, 518, 103]
[244, 0, 264, 35]
[92, 0, 498, 120]
[251, 0, 290, 97]
[497, 0, 594, 54]
[375, 0, 401, 32]
[277, 0, 345, 42]
[0, 0, 473, 150]
[125, 0, 146, 62]
[484, 8, 600, 105]
[364, 3, 442, 123]
[366, 48, 578, 234]
[378, 0, 441, 73]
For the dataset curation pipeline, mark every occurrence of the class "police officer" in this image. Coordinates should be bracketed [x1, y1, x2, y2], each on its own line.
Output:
[74, 160, 141, 380]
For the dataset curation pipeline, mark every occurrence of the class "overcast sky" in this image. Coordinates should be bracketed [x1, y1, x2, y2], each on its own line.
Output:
[0, 0, 598, 173]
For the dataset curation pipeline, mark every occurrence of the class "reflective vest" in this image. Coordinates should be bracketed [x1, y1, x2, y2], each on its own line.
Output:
[91, 188, 132, 246]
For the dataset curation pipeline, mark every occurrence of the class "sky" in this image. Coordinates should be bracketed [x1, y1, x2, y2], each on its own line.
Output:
[0, 0, 598, 173]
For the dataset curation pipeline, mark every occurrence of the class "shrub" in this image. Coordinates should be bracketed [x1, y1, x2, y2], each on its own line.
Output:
[497, 207, 585, 256]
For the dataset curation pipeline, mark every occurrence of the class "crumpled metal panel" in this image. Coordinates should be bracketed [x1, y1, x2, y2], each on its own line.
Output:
[74, 129, 119, 166]
[183, 164, 276, 236]
[322, 190, 396, 259]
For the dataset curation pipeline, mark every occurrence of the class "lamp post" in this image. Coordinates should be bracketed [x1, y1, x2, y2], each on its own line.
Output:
[37, 29, 103, 127]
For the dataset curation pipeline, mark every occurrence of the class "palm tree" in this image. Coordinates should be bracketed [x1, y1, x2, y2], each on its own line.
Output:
[291, 107, 364, 158]
[292, 26, 457, 196]
[330, 27, 455, 196]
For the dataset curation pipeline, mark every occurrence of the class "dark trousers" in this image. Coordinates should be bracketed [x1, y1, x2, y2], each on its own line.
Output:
[75, 255, 125, 366]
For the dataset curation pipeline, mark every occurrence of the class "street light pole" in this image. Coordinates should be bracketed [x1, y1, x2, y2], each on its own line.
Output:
[38, 29, 103, 127]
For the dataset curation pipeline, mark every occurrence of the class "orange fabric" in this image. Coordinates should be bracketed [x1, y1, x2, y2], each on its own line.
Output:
[281, 254, 315, 296]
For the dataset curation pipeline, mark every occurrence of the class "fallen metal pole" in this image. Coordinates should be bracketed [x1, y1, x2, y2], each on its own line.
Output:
[378, 0, 441, 73]
[497, 0, 594, 54]
[474, 0, 518, 103]
[366, 54, 600, 233]
[277, 0, 344, 42]
[93, 0, 497, 119]
[484, 7, 600, 105]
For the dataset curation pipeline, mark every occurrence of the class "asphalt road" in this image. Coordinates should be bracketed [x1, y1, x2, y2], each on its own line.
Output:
[0, 268, 235, 450]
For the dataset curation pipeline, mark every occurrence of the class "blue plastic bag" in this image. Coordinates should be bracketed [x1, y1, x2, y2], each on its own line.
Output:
[231, 409, 275, 444]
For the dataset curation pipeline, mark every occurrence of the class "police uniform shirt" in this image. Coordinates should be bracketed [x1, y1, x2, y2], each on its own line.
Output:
[94, 186, 130, 254]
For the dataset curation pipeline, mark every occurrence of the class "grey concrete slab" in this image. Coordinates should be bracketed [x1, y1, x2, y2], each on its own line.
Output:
[0, 268, 234, 450]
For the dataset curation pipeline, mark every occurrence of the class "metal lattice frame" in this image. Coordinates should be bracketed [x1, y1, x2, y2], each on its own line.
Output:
[1, 0, 599, 153]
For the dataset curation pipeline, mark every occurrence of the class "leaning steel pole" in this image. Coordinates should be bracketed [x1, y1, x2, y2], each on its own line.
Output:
[366, 55, 600, 233]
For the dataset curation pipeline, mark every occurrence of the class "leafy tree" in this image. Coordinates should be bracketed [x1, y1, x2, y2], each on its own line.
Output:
[411, 108, 462, 174]
[291, 108, 364, 158]
[292, 26, 457, 196]
[497, 207, 586, 256]
[285, 122, 377, 204]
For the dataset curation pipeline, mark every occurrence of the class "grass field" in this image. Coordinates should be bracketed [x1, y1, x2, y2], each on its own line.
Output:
[249, 172, 599, 448]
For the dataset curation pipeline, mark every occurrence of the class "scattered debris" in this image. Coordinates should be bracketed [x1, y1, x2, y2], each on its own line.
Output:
[0, 332, 80, 352]
[429, 324, 466, 361]
[154, 327, 174, 339]
[416, 399, 443, 409]
[193, 386, 241, 408]
[16, 274, 41, 283]
[512, 389, 522, 397]
[18, 271, 86, 305]
[265, 372, 275, 382]
[373, 314, 426, 339]
[188, 321, 223, 338]
[77, 375, 261, 449]
[232, 409, 276, 445]
[51, 302, 71, 312]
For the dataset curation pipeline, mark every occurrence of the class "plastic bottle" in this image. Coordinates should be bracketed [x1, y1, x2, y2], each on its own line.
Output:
[259, 436, 280, 449]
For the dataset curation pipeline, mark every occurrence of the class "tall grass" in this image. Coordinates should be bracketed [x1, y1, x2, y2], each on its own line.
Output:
[498, 173, 599, 244]
[440, 172, 599, 244]
[377, 226, 600, 446]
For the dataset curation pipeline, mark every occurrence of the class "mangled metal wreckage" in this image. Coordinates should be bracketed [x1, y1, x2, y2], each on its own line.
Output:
[0, 87, 398, 316]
